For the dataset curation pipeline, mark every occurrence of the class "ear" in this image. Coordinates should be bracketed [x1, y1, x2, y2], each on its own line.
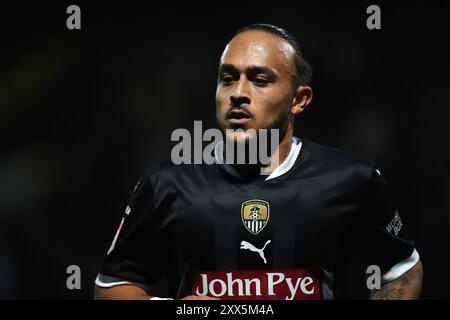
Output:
[290, 85, 313, 115]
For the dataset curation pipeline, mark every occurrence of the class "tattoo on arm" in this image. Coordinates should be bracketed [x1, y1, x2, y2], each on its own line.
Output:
[371, 273, 410, 299]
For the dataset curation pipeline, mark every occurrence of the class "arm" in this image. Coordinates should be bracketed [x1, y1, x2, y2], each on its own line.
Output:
[95, 172, 219, 301]
[94, 284, 219, 300]
[94, 284, 151, 300]
[371, 260, 423, 300]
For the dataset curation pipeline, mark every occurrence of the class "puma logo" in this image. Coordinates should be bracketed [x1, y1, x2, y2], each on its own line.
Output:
[240, 240, 271, 264]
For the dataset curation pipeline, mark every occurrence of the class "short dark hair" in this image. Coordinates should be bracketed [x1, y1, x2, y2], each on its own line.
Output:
[234, 24, 312, 86]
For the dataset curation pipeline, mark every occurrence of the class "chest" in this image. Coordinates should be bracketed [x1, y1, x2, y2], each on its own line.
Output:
[162, 176, 361, 266]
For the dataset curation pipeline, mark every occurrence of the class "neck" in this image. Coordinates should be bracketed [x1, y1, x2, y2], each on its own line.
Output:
[229, 125, 294, 179]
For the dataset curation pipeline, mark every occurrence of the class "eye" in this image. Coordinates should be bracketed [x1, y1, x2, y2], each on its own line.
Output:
[221, 74, 234, 85]
[253, 77, 270, 87]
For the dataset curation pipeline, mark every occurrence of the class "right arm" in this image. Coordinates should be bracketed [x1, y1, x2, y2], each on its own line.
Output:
[94, 284, 151, 300]
[94, 284, 218, 300]
[95, 171, 218, 301]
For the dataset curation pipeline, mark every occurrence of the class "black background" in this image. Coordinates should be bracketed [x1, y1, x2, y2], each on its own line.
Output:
[0, 1, 449, 299]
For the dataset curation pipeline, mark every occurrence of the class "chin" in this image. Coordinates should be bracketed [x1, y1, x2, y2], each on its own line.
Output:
[224, 129, 257, 144]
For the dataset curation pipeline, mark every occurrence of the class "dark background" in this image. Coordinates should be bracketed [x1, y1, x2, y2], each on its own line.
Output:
[1, 1, 449, 299]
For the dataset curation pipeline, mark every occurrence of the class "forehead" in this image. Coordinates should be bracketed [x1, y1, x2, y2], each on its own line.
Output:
[220, 30, 296, 74]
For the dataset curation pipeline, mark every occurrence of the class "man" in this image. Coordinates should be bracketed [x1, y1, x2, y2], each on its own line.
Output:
[94, 24, 422, 300]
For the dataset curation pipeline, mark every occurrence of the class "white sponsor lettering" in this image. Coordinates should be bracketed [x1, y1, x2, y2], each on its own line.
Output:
[195, 272, 315, 299]
[267, 272, 284, 296]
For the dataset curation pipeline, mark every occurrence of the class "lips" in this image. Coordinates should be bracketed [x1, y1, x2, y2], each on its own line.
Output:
[226, 109, 252, 125]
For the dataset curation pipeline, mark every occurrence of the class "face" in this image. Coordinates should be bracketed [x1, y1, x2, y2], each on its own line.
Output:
[216, 30, 299, 142]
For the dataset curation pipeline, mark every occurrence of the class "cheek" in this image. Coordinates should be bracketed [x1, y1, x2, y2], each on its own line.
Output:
[215, 88, 229, 122]
[215, 88, 227, 110]
[252, 89, 291, 117]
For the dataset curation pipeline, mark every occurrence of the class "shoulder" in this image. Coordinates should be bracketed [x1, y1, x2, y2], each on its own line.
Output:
[141, 160, 216, 188]
[300, 138, 376, 185]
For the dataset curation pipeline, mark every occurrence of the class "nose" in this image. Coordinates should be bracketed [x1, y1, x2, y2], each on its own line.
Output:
[230, 78, 250, 107]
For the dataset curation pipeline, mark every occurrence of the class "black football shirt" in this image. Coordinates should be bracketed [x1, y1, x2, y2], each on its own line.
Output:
[97, 138, 418, 300]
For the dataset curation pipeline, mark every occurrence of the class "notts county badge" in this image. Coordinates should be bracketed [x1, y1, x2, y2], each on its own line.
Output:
[241, 199, 270, 235]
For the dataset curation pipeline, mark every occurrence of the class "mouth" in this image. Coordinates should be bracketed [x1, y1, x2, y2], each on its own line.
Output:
[226, 109, 252, 125]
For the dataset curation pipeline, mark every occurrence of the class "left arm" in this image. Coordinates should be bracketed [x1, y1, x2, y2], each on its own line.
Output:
[371, 260, 423, 300]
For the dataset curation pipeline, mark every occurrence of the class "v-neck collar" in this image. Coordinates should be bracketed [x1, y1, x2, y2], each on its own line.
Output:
[214, 137, 303, 182]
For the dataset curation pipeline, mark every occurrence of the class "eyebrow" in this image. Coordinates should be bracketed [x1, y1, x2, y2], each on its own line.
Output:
[218, 64, 278, 79]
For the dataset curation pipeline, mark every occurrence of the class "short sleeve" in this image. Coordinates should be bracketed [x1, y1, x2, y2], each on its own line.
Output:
[350, 167, 419, 282]
[96, 168, 168, 287]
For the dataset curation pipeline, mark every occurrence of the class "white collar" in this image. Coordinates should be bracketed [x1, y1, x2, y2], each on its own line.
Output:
[214, 137, 302, 181]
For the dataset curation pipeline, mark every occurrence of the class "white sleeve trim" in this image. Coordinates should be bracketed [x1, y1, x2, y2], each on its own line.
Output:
[95, 273, 138, 288]
[381, 248, 420, 284]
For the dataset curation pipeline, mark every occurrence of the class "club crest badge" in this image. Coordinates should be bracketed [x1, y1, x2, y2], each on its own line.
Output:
[241, 199, 270, 235]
